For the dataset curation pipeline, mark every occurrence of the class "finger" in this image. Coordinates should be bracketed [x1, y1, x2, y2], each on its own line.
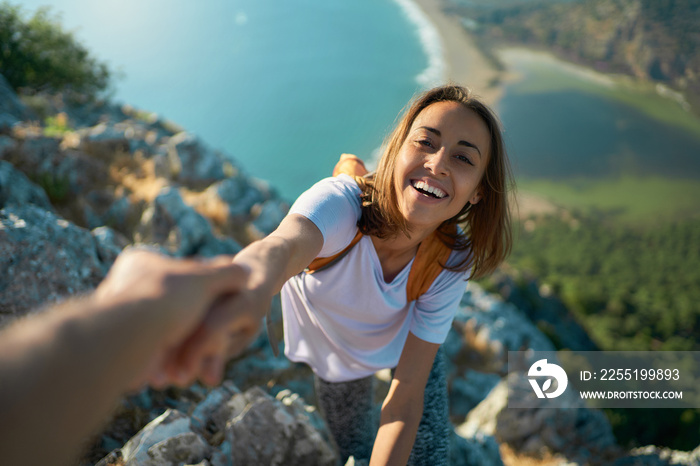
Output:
[200, 355, 224, 387]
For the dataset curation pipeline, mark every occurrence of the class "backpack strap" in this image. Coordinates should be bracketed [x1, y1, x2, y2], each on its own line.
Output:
[308, 153, 454, 301]
[306, 230, 363, 274]
[406, 227, 455, 301]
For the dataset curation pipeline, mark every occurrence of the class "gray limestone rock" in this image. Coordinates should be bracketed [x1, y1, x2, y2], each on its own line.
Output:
[0, 73, 32, 128]
[119, 409, 193, 466]
[0, 205, 112, 325]
[134, 187, 240, 257]
[0, 160, 53, 211]
[164, 132, 229, 186]
[225, 386, 337, 466]
[459, 375, 621, 465]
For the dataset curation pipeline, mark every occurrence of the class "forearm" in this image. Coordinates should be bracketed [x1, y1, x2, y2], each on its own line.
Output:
[232, 214, 323, 310]
[0, 297, 169, 465]
[232, 235, 301, 297]
[370, 399, 423, 466]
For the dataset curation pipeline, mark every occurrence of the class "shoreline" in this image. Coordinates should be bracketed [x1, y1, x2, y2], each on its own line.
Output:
[410, 0, 503, 106]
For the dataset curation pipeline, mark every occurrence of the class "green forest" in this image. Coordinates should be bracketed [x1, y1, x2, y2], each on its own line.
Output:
[506, 212, 700, 352]
[498, 209, 700, 450]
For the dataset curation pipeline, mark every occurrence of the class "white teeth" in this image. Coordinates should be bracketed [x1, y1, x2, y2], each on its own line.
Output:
[412, 180, 446, 199]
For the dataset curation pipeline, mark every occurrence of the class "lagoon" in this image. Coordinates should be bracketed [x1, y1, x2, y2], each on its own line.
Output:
[497, 49, 700, 181]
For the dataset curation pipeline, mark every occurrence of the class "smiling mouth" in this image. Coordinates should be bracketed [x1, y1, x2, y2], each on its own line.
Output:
[411, 180, 447, 199]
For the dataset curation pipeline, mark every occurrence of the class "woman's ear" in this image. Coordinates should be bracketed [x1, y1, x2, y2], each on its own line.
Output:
[469, 190, 482, 205]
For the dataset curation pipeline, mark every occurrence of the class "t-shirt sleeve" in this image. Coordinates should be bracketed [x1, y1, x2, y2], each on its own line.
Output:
[288, 174, 362, 257]
[409, 252, 470, 344]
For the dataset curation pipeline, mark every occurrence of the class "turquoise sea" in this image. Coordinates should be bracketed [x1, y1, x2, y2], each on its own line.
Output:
[17, 0, 441, 201]
[15, 1, 700, 203]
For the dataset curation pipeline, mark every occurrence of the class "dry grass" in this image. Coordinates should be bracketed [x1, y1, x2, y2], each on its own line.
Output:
[500, 443, 569, 466]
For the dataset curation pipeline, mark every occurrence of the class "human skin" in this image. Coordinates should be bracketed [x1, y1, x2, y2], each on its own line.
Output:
[0, 250, 248, 466]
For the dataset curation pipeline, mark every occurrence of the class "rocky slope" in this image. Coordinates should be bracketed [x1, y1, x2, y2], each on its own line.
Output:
[1, 73, 698, 465]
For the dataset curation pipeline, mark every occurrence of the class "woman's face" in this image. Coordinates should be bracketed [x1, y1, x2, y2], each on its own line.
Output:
[393, 100, 490, 233]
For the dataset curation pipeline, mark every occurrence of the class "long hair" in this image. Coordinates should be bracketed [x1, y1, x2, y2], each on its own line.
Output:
[357, 85, 514, 280]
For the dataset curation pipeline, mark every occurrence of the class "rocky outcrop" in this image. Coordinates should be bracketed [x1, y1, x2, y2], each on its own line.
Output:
[0, 204, 122, 326]
[97, 383, 337, 466]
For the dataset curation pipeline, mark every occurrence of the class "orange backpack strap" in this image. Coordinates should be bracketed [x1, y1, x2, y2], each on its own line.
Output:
[306, 230, 363, 274]
[406, 228, 454, 302]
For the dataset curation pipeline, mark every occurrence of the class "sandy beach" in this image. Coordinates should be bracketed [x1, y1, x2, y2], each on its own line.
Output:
[411, 0, 503, 106]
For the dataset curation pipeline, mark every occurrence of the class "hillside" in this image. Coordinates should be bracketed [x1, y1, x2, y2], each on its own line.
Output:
[448, 0, 700, 115]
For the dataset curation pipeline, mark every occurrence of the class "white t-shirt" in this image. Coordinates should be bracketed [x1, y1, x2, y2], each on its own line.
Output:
[280, 175, 470, 382]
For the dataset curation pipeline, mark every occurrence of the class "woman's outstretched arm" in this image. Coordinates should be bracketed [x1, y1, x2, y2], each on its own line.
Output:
[158, 213, 324, 385]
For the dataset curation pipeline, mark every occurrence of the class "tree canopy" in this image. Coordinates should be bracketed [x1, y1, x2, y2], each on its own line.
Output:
[0, 2, 111, 98]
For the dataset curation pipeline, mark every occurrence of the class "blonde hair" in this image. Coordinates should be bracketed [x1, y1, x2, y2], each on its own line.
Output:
[357, 85, 514, 280]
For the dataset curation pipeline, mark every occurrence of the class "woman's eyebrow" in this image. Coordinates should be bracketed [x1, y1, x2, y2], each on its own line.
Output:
[417, 126, 482, 158]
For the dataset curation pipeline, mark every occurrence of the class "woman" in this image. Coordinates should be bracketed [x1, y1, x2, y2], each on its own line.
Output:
[168, 85, 513, 465]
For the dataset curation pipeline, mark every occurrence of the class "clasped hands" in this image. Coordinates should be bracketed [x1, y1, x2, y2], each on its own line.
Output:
[92, 248, 270, 390]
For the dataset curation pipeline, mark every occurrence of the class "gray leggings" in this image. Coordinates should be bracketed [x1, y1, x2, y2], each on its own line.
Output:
[314, 347, 450, 465]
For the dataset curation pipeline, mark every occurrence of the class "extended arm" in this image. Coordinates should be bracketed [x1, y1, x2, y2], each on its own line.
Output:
[370, 333, 440, 466]
[159, 213, 324, 384]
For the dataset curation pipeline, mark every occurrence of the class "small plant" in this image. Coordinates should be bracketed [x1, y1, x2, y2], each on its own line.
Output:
[33, 171, 70, 204]
[43, 112, 71, 137]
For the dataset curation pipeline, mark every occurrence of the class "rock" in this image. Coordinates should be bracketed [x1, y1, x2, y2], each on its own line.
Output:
[615, 444, 700, 465]
[449, 369, 501, 419]
[459, 375, 621, 465]
[164, 132, 230, 186]
[0, 205, 111, 325]
[146, 432, 211, 465]
[76, 122, 131, 160]
[91, 226, 129, 271]
[0, 73, 32, 128]
[1, 136, 61, 175]
[225, 386, 337, 465]
[489, 270, 598, 351]
[0, 160, 53, 211]
[450, 282, 556, 374]
[134, 187, 240, 257]
[250, 198, 288, 237]
[0, 135, 18, 159]
[118, 409, 195, 465]
[190, 381, 241, 440]
[451, 430, 504, 466]
[212, 174, 266, 218]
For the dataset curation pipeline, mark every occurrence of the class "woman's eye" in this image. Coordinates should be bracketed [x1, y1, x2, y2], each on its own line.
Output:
[417, 139, 434, 148]
[455, 154, 474, 165]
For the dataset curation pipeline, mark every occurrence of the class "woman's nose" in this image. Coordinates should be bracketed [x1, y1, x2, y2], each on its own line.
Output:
[424, 148, 449, 175]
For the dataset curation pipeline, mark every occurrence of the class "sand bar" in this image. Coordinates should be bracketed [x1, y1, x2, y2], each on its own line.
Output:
[411, 0, 502, 105]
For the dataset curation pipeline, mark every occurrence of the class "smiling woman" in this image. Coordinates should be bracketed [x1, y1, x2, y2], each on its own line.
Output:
[360, 85, 513, 279]
[152, 85, 515, 466]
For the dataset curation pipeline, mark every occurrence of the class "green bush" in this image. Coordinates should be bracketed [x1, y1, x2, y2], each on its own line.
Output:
[0, 2, 111, 98]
